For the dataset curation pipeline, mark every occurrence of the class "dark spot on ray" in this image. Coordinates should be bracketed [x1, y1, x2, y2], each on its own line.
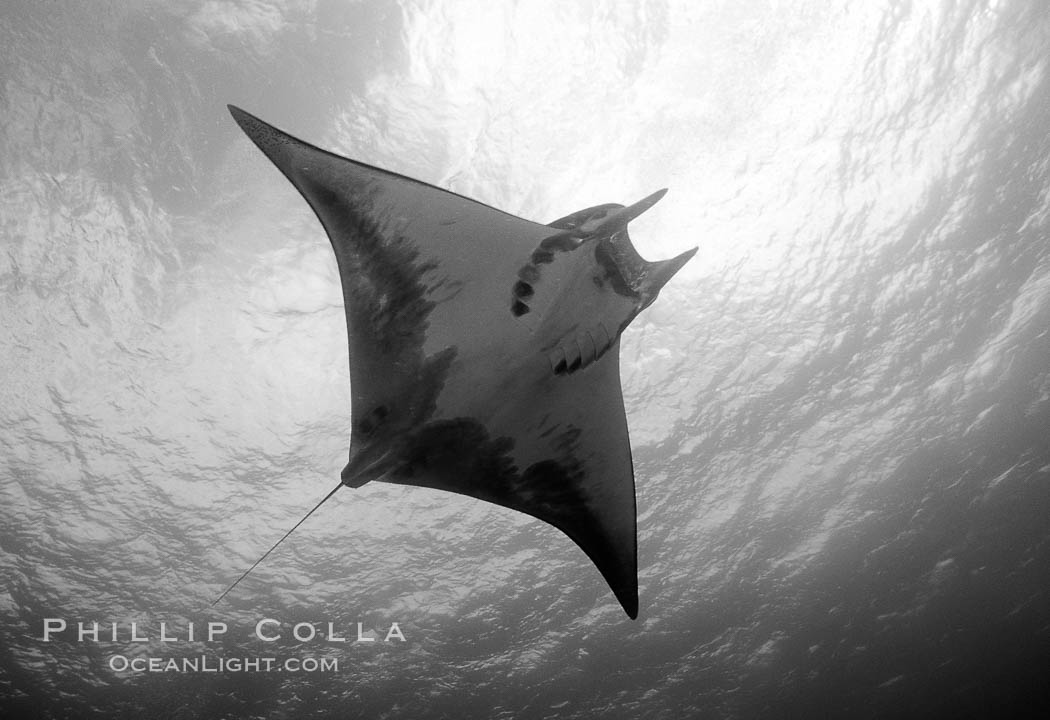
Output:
[592, 273, 604, 288]
[547, 349, 565, 373]
[385, 420, 588, 527]
[511, 300, 530, 316]
[357, 403, 390, 437]
[594, 240, 637, 299]
[336, 209, 440, 357]
[518, 265, 539, 283]
[513, 280, 534, 299]
[518, 458, 586, 520]
[391, 419, 516, 485]
[531, 249, 554, 264]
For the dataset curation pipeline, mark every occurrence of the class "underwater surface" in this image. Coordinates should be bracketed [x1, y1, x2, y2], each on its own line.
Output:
[2, 1, 1049, 717]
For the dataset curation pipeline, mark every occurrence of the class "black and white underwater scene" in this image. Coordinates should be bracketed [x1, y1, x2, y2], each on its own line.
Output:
[3, 0, 1050, 718]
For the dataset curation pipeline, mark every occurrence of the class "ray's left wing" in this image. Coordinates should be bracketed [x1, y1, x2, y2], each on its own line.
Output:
[228, 105, 552, 421]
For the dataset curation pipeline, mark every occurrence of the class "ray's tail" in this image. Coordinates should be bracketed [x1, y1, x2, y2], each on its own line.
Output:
[211, 482, 343, 606]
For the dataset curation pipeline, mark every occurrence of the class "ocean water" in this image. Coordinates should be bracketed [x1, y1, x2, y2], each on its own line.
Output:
[2, 1, 1049, 718]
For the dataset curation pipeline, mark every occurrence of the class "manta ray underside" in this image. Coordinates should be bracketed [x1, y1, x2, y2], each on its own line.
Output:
[224, 105, 695, 618]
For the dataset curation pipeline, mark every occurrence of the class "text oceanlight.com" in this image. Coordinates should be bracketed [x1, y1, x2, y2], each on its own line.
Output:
[108, 655, 339, 673]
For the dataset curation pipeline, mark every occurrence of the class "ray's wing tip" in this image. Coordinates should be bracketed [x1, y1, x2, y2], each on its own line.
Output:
[621, 593, 639, 620]
[612, 577, 639, 619]
[227, 104, 257, 131]
[227, 105, 277, 141]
